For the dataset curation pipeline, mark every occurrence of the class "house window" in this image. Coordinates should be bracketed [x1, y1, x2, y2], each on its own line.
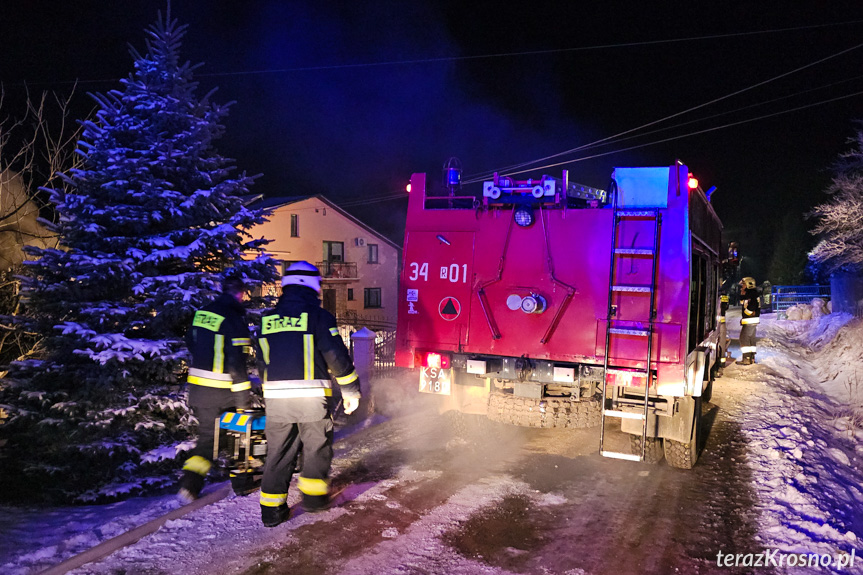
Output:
[347, 288, 354, 301]
[290, 214, 299, 237]
[368, 243, 379, 264]
[323, 241, 344, 262]
[364, 287, 382, 308]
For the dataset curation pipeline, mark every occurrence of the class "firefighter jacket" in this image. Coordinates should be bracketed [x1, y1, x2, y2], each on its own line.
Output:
[257, 285, 360, 401]
[186, 293, 253, 397]
[740, 288, 761, 325]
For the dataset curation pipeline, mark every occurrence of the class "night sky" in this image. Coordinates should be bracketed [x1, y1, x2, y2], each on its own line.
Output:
[3, 2, 863, 276]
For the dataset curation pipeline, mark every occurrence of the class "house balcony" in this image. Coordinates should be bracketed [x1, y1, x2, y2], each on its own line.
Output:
[317, 261, 358, 280]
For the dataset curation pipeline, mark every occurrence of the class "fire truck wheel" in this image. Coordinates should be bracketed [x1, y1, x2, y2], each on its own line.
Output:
[629, 435, 664, 464]
[486, 391, 601, 428]
[663, 397, 702, 469]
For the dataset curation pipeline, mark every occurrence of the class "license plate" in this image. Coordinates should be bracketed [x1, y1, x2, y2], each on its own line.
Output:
[419, 367, 452, 395]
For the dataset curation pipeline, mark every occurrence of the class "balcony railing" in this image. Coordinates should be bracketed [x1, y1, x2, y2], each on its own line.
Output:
[316, 260, 357, 279]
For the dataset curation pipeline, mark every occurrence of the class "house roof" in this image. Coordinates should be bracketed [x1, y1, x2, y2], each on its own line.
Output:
[249, 194, 401, 252]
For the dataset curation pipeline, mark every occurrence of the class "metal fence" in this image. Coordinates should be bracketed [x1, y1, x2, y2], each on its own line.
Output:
[334, 317, 399, 377]
[770, 285, 831, 312]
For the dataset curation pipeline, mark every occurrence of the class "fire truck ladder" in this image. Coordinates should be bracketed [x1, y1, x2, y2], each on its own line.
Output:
[599, 199, 662, 462]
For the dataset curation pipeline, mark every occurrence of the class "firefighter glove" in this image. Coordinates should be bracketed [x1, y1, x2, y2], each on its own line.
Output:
[343, 396, 360, 415]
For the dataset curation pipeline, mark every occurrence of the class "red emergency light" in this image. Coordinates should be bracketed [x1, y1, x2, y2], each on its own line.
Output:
[687, 174, 699, 190]
[420, 351, 451, 369]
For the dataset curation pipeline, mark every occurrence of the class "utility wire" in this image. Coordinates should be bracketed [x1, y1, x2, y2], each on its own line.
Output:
[8, 20, 863, 88]
[464, 41, 863, 183]
[311, 87, 863, 209]
[489, 89, 863, 180]
[573, 73, 863, 151]
[336, 83, 863, 206]
[338, 192, 408, 207]
[198, 20, 863, 78]
[468, 73, 863, 174]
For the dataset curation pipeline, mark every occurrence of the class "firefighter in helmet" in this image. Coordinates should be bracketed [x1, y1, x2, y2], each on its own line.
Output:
[179, 276, 253, 502]
[256, 261, 361, 528]
[738, 276, 761, 365]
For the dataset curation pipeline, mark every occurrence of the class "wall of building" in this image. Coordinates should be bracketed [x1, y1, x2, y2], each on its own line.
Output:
[249, 196, 400, 327]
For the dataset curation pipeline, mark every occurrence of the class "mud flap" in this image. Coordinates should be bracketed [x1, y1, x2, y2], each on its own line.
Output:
[620, 396, 696, 444]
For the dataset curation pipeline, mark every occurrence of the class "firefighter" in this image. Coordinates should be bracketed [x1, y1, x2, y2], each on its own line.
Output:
[738, 276, 761, 365]
[257, 261, 360, 528]
[178, 276, 253, 502]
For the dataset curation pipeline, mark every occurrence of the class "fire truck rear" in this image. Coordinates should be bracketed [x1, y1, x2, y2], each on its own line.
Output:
[395, 163, 724, 468]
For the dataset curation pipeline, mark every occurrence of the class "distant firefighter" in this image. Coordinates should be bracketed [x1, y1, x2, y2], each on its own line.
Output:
[738, 277, 761, 365]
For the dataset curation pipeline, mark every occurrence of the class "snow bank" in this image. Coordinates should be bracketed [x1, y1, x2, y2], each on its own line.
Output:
[725, 309, 863, 572]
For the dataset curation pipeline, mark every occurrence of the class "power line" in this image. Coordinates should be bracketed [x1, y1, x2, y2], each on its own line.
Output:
[484, 89, 863, 180]
[338, 193, 408, 208]
[8, 20, 863, 88]
[464, 41, 863, 183]
[577, 73, 863, 149]
[196, 20, 863, 78]
[273, 88, 863, 210]
[467, 73, 863, 182]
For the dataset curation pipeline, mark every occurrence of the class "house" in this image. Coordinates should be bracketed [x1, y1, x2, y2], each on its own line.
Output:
[248, 195, 401, 329]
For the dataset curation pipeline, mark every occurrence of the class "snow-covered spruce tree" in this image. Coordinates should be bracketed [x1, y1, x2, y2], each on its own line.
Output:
[0, 14, 277, 503]
[809, 125, 863, 275]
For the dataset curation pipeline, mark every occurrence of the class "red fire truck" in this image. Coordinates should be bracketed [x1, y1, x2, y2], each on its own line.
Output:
[395, 162, 724, 468]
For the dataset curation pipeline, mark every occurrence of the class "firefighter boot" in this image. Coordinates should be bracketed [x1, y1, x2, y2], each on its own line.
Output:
[301, 493, 331, 514]
[178, 470, 205, 503]
[261, 504, 290, 528]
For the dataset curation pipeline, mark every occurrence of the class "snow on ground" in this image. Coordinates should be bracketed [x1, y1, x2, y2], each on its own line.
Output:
[721, 308, 863, 570]
[0, 489, 185, 575]
[2, 309, 863, 574]
[0, 419, 382, 575]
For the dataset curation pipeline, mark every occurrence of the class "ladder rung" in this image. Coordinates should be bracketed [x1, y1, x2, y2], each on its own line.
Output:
[611, 285, 652, 293]
[614, 248, 654, 255]
[609, 328, 650, 336]
[617, 210, 657, 217]
[603, 409, 646, 420]
[601, 451, 642, 462]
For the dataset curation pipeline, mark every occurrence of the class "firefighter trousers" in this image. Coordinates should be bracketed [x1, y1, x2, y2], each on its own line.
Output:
[185, 385, 242, 473]
[260, 397, 334, 510]
[739, 324, 758, 361]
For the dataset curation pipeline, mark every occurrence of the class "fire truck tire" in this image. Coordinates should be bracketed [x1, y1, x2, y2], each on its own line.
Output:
[629, 435, 664, 464]
[486, 391, 601, 428]
[663, 397, 702, 469]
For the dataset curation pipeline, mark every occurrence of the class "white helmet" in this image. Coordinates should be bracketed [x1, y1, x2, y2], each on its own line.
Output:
[282, 261, 322, 293]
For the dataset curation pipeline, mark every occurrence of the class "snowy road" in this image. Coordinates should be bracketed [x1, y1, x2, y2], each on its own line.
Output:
[60, 397, 767, 575]
[4, 309, 862, 575]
